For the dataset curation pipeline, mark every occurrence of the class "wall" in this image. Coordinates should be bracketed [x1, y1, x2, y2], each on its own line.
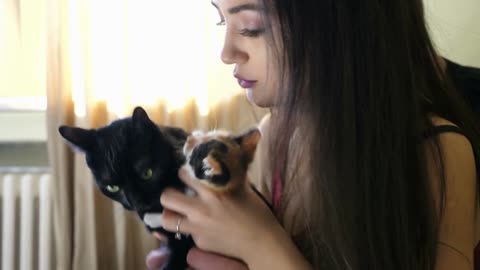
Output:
[425, 0, 480, 66]
[0, 110, 48, 166]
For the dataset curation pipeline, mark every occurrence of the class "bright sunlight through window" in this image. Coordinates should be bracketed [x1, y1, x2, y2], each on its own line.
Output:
[69, 0, 236, 118]
[1, 0, 239, 116]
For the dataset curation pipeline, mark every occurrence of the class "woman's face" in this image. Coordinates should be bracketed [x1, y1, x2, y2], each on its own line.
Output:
[212, 0, 278, 107]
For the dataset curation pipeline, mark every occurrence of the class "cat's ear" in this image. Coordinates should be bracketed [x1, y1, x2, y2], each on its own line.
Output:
[58, 126, 95, 153]
[132, 106, 152, 124]
[234, 128, 261, 162]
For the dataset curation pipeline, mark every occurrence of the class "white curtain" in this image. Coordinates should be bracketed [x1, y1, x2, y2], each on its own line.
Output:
[0, 0, 46, 97]
[45, 0, 267, 269]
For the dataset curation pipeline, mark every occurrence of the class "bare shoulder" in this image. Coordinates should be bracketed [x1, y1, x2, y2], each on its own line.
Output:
[426, 116, 477, 269]
[427, 116, 474, 159]
[426, 116, 476, 201]
[427, 116, 476, 172]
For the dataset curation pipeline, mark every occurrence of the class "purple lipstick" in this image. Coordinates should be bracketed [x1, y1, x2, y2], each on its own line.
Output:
[234, 74, 257, 89]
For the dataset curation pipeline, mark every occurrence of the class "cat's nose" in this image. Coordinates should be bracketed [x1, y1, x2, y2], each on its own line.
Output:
[120, 192, 135, 210]
[122, 198, 134, 210]
[123, 192, 149, 211]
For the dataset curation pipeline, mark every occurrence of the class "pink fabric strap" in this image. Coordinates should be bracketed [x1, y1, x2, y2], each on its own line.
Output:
[272, 167, 283, 218]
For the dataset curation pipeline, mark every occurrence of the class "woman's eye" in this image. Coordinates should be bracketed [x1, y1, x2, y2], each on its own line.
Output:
[106, 185, 120, 193]
[239, 28, 265, 38]
[141, 168, 153, 180]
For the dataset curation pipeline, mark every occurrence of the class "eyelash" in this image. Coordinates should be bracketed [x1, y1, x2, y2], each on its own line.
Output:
[238, 28, 265, 38]
[215, 20, 264, 38]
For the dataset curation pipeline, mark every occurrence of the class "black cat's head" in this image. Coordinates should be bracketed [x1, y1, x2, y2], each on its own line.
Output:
[58, 107, 185, 216]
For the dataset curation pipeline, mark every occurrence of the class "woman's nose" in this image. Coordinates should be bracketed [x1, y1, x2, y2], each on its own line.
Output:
[220, 33, 248, 65]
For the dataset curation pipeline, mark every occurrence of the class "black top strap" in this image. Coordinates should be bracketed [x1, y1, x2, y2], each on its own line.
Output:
[423, 125, 466, 139]
[423, 125, 480, 173]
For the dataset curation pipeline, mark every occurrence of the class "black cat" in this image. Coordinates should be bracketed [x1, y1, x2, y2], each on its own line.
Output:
[59, 107, 193, 270]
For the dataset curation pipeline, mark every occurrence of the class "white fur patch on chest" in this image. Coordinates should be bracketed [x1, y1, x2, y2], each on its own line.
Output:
[143, 213, 163, 228]
[142, 182, 196, 229]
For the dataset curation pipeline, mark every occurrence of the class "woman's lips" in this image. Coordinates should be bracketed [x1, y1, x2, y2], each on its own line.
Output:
[234, 74, 257, 89]
[237, 79, 257, 89]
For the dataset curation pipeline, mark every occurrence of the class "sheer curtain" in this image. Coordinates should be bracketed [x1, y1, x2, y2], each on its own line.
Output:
[45, 0, 266, 269]
[0, 0, 46, 98]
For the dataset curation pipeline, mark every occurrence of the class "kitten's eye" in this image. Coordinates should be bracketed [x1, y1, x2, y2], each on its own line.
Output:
[106, 185, 120, 193]
[141, 168, 153, 180]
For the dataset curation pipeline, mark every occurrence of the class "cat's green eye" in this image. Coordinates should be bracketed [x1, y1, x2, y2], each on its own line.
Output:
[141, 168, 153, 180]
[106, 185, 120, 193]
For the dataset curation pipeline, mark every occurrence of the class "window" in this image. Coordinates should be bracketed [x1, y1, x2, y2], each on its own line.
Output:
[0, 0, 48, 166]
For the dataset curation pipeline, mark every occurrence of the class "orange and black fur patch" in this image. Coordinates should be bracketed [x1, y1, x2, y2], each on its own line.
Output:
[183, 128, 261, 192]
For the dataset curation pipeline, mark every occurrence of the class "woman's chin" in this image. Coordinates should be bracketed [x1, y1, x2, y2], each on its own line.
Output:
[245, 88, 272, 108]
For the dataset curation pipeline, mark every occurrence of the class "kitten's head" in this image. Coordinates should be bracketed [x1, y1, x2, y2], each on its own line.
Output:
[183, 128, 261, 192]
[59, 107, 186, 215]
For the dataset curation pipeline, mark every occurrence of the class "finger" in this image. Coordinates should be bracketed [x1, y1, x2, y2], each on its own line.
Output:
[161, 209, 191, 235]
[145, 245, 171, 270]
[160, 187, 199, 216]
[152, 232, 169, 242]
[187, 248, 248, 270]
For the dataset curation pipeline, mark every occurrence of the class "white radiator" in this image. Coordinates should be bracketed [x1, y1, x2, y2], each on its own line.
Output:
[0, 168, 54, 270]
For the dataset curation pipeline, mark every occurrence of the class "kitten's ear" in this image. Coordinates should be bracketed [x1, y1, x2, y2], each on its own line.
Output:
[235, 128, 261, 162]
[132, 106, 152, 124]
[58, 126, 95, 153]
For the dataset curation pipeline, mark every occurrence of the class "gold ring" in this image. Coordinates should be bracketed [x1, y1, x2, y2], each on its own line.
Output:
[175, 217, 183, 240]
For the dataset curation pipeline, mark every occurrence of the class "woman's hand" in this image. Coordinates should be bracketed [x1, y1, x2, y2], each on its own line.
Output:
[145, 244, 170, 270]
[145, 243, 247, 270]
[186, 248, 248, 270]
[159, 165, 287, 267]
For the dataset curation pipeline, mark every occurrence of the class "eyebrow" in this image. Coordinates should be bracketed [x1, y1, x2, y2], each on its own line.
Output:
[228, 3, 260, 14]
[211, 1, 261, 15]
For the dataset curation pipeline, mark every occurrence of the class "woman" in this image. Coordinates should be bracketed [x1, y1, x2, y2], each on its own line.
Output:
[147, 0, 480, 269]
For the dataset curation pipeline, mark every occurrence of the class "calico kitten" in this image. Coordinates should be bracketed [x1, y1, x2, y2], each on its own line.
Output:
[180, 129, 273, 216]
[58, 107, 192, 270]
[182, 129, 261, 193]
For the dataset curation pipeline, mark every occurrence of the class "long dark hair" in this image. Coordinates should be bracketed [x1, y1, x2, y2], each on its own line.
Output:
[261, 0, 480, 269]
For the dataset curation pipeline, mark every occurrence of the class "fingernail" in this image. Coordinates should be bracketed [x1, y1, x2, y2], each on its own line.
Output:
[143, 213, 163, 228]
[184, 187, 196, 197]
[146, 247, 171, 269]
[152, 232, 166, 241]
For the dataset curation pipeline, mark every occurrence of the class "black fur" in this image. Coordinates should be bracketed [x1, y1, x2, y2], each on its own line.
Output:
[58, 107, 193, 270]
